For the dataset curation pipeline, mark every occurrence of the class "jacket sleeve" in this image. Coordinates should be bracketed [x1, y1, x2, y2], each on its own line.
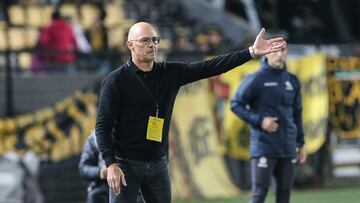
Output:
[176, 49, 252, 86]
[96, 74, 122, 167]
[79, 134, 101, 181]
[230, 74, 263, 128]
[293, 78, 305, 147]
[38, 27, 50, 47]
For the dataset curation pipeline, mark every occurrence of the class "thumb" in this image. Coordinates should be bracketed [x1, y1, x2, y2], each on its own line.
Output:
[256, 28, 265, 40]
[121, 174, 127, 186]
[271, 117, 278, 121]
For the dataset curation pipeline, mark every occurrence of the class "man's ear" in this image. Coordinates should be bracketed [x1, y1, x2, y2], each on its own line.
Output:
[126, 41, 132, 49]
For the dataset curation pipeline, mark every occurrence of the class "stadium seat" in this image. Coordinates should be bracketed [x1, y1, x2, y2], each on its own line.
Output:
[104, 3, 125, 28]
[25, 28, 39, 49]
[159, 39, 171, 50]
[18, 52, 32, 70]
[8, 27, 26, 51]
[8, 5, 26, 26]
[27, 5, 45, 28]
[60, 4, 79, 23]
[42, 5, 54, 27]
[107, 26, 126, 49]
[80, 4, 100, 29]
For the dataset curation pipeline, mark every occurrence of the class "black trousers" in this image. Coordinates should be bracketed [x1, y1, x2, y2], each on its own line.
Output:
[87, 185, 108, 203]
[110, 156, 170, 203]
[87, 184, 144, 203]
[250, 157, 296, 203]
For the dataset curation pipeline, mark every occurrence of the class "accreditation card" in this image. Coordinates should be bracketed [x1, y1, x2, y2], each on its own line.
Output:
[146, 116, 164, 142]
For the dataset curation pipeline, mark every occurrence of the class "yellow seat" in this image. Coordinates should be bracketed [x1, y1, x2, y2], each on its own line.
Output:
[104, 3, 124, 28]
[18, 52, 32, 70]
[8, 5, 26, 26]
[159, 39, 172, 50]
[60, 4, 79, 23]
[119, 19, 134, 29]
[25, 28, 40, 49]
[8, 27, 26, 51]
[80, 4, 100, 29]
[107, 26, 125, 49]
[27, 5, 44, 28]
[42, 5, 54, 27]
[0, 21, 6, 29]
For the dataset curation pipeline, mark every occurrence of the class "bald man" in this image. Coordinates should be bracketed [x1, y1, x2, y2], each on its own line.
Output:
[96, 22, 286, 203]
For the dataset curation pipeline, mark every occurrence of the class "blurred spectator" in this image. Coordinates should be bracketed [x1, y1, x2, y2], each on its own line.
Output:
[207, 25, 228, 55]
[124, 0, 212, 52]
[208, 75, 230, 133]
[38, 11, 77, 73]
[65, 15, 92, 72]
[79, 131, 109, 203]
[79, 131, 145, 203]
[0, 151, 44, 203]
[21, 151, 44, 203]
[65, 16, 91, 54]
[31, 40, 46, 74]
[195, 34, 209, 53]
[86, 16, 109, 73]
[0, 152, 25, 203]
[86, 16, 108, 52]
[173, 27, 195, 51]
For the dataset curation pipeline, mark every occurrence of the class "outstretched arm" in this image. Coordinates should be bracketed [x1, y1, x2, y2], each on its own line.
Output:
[175, 28, 286, 86]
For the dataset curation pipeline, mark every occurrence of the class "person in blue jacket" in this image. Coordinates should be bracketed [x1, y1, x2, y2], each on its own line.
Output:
[79, 131, 109, 203]
[231, 45, 307, 203]
[79, 131, 145, 203]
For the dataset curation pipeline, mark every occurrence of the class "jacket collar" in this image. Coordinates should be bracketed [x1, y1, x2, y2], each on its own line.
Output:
[126, 59, 157, 75]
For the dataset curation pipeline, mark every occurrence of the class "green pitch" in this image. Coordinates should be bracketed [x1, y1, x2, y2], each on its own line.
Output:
[174, 186, 360, 203]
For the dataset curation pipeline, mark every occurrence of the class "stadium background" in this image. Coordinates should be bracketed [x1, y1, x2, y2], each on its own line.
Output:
[0, 0, 359, 202]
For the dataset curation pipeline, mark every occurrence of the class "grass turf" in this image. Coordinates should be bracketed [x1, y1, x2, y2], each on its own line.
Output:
[174, 186, 360, 203]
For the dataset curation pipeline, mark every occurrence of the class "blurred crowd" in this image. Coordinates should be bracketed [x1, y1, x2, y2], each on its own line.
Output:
[0, 0, 249, 76]
[0, 0, 125, 74]
[123, 0, 239, 56]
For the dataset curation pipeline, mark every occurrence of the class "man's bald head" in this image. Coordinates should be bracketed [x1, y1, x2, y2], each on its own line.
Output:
[126, 22, 160, 69]
[127, 22, 158, 41]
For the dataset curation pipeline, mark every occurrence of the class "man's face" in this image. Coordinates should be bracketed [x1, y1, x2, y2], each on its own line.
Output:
[127, 28, 159, 62]
[266, 47, 288, 69]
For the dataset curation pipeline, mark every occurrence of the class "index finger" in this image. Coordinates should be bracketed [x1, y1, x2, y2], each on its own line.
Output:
[121, 173, 127, 186]
[268, 37, 285, 44]
[114, 176, 121, 195]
